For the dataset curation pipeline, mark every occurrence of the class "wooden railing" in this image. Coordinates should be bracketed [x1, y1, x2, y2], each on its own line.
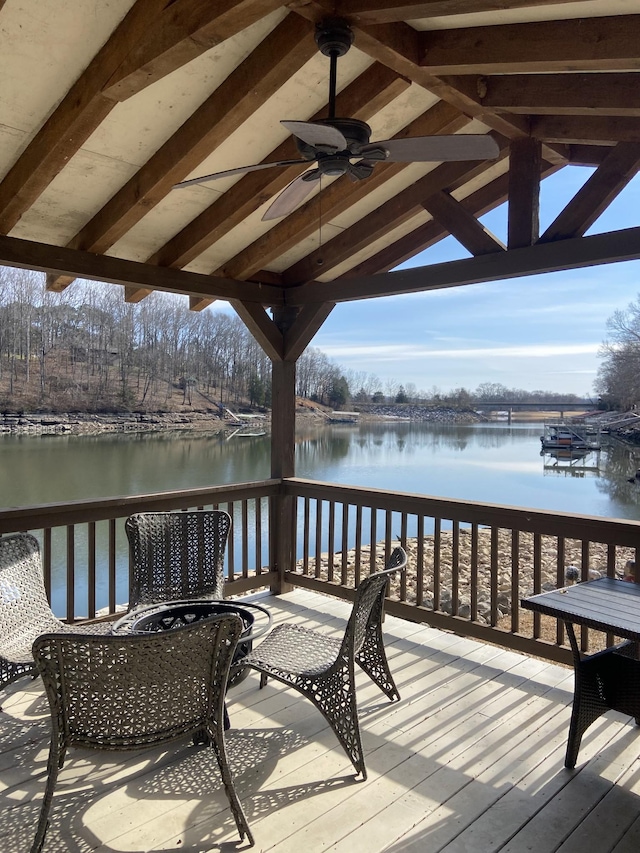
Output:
[283, 478, 640, 665]
[2, 476, 640, 665]
[0, 480, 280, 620]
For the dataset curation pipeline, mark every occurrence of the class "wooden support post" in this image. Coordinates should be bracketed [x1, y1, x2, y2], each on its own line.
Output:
[270, 308, 298, 594]
[508, 138, 541, 249]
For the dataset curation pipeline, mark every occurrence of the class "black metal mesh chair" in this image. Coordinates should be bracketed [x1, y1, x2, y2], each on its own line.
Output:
[30, 614, 253, 852]
[0, 533, 110, 701]
[239, 546, 407, 780]
[125, 509, 231, 610]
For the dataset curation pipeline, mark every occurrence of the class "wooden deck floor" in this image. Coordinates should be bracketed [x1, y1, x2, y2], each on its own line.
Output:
[2, 589, 640, 853]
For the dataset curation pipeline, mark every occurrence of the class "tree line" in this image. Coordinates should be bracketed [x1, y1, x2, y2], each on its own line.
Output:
[0, 268, 590, 413]
[596, 293, 640, 410]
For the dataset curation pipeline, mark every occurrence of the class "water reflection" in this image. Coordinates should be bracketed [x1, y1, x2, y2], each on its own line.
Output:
[3, 422, 640, 615]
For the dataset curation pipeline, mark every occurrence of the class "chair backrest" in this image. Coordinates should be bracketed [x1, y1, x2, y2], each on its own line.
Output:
[32, 613, 243, 750]
[344, 546, 407, 658]
[0, 533, 62, 662]
[125, 510, 231, 610]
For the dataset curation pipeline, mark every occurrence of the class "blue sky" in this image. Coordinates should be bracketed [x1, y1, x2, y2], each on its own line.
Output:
[312, 167, 640, 397]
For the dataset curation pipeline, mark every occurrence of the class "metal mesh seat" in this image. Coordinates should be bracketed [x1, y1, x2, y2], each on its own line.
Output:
[125, 509, 231, 609]
[239, 546, 407, 780]
[30, 614, 253, 852]
[0, 533, 110, 700]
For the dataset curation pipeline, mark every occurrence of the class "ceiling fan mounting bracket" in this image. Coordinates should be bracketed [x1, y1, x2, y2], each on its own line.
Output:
[315, 18, 354, 58]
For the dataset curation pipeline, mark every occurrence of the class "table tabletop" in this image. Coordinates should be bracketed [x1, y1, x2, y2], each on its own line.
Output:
[522, 577, 640, 642]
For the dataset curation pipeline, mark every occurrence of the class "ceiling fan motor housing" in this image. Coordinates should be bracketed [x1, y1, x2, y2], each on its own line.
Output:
[315, 18, 354, 57]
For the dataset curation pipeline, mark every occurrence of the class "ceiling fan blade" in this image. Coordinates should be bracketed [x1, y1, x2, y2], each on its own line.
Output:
[282, 120, 347, 152]
[361, 134, 500, 164]
[262, 170, 320, 221]
[173, 158, 308, 189]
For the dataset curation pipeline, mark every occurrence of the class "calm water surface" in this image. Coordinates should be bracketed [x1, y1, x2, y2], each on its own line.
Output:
[2, 421, 640, 519]
[3, 422, 640, 615]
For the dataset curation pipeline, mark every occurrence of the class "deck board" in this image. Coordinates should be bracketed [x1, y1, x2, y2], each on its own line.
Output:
[1, 589, 640, 852]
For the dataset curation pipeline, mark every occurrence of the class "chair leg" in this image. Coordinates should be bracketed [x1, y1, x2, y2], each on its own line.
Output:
[356, 621, 400, 701]
[303, 666, 367, 780]
[208, 727, 254, 846]
[31, 742, 62, 853]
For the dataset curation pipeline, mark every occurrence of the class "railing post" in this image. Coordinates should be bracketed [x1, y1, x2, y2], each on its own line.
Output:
[270, 356, 296, 594]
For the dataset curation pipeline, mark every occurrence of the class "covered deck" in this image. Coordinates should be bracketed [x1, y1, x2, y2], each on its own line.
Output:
[3, 2, 640, 850]
[3, 587, 640, 853]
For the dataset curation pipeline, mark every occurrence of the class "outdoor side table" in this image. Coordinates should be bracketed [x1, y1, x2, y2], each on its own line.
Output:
[522, 577, 640, 768]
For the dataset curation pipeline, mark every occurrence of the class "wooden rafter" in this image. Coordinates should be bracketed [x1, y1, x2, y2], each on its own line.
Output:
[148, 63, 411, 271]
[530, 116, 640, 145]
[418, 16, 640, 75]
[46, 13, 316, 291]
[338, 1, 584, 24]
[0, 0, 278, 235]
[281, 150, 507, 285]
[103, 0, 284, 100]
[465, 73, 640, 117]
[290, 4, 562, 158]
[340, 159, 560, 277]
[220, 101, 471, 281]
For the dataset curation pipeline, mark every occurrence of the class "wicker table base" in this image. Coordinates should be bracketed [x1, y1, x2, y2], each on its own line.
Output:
[522, 578, 640, 768]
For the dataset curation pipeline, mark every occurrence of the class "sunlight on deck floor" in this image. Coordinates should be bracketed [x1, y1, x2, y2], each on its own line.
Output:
[2, 589, 640, 853]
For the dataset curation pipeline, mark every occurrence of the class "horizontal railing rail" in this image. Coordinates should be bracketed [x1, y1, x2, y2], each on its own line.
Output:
[0, 480, 280, 621]
[3, 476, 640, 665]
[283, 478, 640, 665]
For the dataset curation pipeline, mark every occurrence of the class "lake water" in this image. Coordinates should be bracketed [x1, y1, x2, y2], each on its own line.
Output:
[2, 420, 640, 519]
[4, 421, 640, 616]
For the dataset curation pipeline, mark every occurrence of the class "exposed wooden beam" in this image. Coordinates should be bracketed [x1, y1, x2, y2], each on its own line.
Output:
[221, 101, 471, 281]
[103, 0, 284, 100]
[282, 150, 507, 285]
[508, 138, 541, 249]
[422, 190, 505, 255]
[540, 142, 640, 242]
[0, 0, 275, 234]
[345, 160, 559, 276]
[0, 235, 283, 305]
[286, 226, 640, 305]
[124, 286, 153, 303]
[46, 13, 316, 291]
[531, 116, 640, 145]
[352, 171, 512, 275]
[150, 63, 411, 270]
[339, 1, 584, 24]
[284, 302, 335, 362]
[189, 296, 216, 312]
[566, 145, 616, 167]
[230, 301, 284, 361]
[463, 73, 640, 116]
[291, 4, 566, 161]
[418, 16, 640, 75]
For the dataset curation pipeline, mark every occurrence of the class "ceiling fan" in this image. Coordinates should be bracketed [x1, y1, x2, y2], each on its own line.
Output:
[173, 18, 499, 221]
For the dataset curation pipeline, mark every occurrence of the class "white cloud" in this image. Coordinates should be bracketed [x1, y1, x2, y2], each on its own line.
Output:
[321, 342, 599, 361]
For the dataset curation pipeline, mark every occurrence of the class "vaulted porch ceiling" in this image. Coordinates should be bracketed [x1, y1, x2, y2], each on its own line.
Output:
[1, 1, 640, 358]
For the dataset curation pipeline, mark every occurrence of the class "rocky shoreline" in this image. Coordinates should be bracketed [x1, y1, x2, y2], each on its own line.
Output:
[0, 410, 231, 435]
[299, 530, 635, 628]
[0, 404, 485, 435]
